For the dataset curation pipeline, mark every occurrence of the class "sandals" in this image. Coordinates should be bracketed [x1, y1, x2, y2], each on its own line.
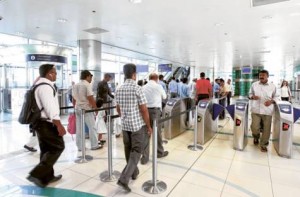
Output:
[260, 146, 268, 152]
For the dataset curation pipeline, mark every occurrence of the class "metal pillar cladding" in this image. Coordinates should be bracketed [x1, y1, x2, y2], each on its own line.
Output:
[188, 106, 203, 151]
[142, 119, 167, 194]
[233, 99, 249, 151]
[272, 101, 294, 158]
[78, 40, 102, 85]
[100, 115, 121, 182]
[75, 109, 93, 163]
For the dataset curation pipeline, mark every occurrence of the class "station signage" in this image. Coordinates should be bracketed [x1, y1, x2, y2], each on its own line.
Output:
[278, 104, 292, 114]
[136, 64, 149, 73]
[26, 54, 68, 63]
[158, 64, 172, 72]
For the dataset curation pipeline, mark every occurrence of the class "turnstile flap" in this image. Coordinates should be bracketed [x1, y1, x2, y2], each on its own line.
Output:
[293, 107, 300, 123]
[212, 103, 224, 121]
[226, 104, 235, 120]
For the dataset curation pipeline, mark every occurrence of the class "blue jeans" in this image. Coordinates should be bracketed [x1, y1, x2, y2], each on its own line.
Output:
[75, 109, 98, 149]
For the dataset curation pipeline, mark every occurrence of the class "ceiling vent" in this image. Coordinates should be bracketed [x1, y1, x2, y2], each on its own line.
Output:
[255, 50, 271, 54]
[83, 27, 108, 34]
[251, 0, 289, 7]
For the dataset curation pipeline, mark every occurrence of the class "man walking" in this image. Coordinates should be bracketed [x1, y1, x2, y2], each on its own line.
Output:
[249, 70, 278, 152]
[141, 73, 168, 165]
[115, 63, 152, 192]
[27, 64, 65, 188]
[72, 70, 102, 150]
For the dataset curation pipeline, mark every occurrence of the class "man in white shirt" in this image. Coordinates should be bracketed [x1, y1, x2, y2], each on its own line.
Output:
[142, 73, 168, 164]
[27, 64, 66, 188]
[72, 70, 101, 151]
[249, 70, 278, 152]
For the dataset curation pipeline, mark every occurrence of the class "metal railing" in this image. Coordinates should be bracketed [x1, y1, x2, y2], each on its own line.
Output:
[142, 106, 201, 194]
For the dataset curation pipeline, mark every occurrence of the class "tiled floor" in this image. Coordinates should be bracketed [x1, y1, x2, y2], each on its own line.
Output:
[1, 110, 300, 197]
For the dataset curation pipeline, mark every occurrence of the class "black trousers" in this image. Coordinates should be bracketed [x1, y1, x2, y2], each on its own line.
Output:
[30, 121, 65, 184]
[227, 92, 232, 106]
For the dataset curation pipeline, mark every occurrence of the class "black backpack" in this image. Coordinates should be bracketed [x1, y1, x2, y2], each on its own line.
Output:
[18, 82, 56, 125]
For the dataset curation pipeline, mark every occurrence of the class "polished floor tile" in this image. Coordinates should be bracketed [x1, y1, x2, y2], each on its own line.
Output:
[2, 111, 300, 196]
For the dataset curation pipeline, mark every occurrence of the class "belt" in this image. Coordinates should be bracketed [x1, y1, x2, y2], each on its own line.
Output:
[148, 107, 160, 110]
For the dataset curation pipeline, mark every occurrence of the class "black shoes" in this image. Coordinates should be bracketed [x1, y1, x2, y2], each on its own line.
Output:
[24, 145, 37, 152]
[49, 174, 62, 183]
[117, 180, 131, 192]
[140, 157, 148, 165]
[98, 140, 106, 145]
[157, 151, 169, 158]
[253, 138, 259, 145]
[27, 175, 46, 188]
[132, 169, 139, 180]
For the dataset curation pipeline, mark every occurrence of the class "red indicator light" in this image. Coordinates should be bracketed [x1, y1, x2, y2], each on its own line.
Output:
[282, 123, 289, 131]
[236, 119, 241, 126]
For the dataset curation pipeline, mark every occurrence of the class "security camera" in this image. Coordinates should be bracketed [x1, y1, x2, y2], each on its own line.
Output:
[0, 16, 3, 20]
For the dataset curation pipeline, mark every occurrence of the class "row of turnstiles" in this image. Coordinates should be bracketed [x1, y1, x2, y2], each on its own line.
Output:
[163, 97, 300, 158]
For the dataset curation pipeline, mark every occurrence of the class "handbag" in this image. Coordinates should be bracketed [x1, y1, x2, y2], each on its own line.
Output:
[67, 113, 76, 139]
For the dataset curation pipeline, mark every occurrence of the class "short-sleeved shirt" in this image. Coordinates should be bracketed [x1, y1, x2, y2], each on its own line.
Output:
[249, 81, 278, 116]
[115, 79, 147, 132]
[72, 80, 94, 110]
[196, 78, 212, 95]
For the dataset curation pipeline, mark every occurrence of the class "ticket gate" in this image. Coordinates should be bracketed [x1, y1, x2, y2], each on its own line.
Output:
[273, 101, 294, 158]
[164, 98, 188, 139]
[197, 99, 223, 145]
[232, 99, 249, 151]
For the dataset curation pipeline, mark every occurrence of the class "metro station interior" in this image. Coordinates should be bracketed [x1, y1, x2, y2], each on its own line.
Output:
[1, 0, 300, 196]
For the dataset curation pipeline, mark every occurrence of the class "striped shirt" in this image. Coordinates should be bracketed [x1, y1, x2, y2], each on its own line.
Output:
[115, 79, 147, 132]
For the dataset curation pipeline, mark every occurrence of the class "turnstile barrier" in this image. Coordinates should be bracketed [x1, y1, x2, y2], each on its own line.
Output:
[273, 101, 294, 158]
[164, 98, 189, 139]
[197, 99, 223, 145]
[233, 99, 249, 151]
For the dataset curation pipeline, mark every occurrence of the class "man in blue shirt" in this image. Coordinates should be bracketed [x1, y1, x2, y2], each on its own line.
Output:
[168, 77, 178, 98]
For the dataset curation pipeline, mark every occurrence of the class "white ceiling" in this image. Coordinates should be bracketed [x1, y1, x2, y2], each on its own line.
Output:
[1, 0, 300, 71]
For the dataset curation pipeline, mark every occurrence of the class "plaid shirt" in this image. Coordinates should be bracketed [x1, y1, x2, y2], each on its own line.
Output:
[115, 79, 147, 132]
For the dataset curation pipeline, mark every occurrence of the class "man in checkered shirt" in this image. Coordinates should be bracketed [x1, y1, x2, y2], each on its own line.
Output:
[115, 63, 152, 192]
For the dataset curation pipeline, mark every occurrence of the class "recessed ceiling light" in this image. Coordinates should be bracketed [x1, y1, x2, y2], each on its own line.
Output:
[261, 36, 269, 39]
[290, 13, 300, 16]
[57, 18, 68, 23]
[143, 33, 149, 36]
[129, 0, 142, 4]
[262, 15, 272, 20]
[214, 23, 223, 27]
[16, 31, 24, 36]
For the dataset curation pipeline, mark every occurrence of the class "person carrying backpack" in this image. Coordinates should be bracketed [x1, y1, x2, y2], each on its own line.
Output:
[26, 64, 66, 188]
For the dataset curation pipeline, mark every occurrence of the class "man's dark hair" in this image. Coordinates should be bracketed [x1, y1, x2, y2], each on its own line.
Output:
[159, 74, 164, 80]
[39, 64, 55, 77]
[182, 78, 188, 84]
[123, 63, 136, 79]
[200, 72, 205, 78]
[259, 69, 269, 76]
[172, 77, 175, 80]
[206, 77, 210, 81]
[80, 70, 93, 80]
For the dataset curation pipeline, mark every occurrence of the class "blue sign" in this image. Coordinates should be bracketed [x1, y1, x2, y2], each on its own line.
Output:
[242, 67, 251, 74]
[136, 65, 149, 73]
[26, 54, 68, 63]
[279, 104, 292, 114]
[158, 64, 172, 72]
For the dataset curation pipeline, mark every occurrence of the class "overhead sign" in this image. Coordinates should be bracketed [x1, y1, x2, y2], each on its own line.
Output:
[158, 64, 172, 72]
[26, 54, 68, 63]
[136, 64, 149, 73]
